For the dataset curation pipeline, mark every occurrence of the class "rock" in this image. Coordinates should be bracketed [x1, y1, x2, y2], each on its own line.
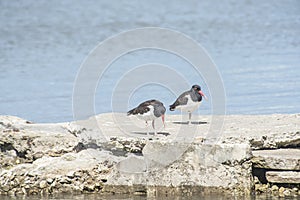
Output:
[0, 148, 120, 194]
[0, 116, 80, 169]
[83, 184, 95, 192]
[130, 146, 141, 153]
[0, 113, 299, 196]
[66, 171, 75, 178]
[253, 176, 260, 184]
[266, 171, 300, 184]
[252, 149, 300, 170]
[1, 185, 10, 192]
[21, 187, 27, 195]
[271, 185, 278, 191]
[58, 177, 71, 184]
[117, 155, 147, 173]
[254, 183, 271, 193]
[28, 188, 38, 195]
[0, 116, 30, 129]
[142, 141, 190, 170]
[39, 180, 47, 188]
[283, 189, 291, 196]
[46, 178, 53, 184]
[279, 186, 285, 194]
[108, 142, 252, 193]
[62, 154, 76, 161]
[33, 152, 44, 160]
[74, 171, 84, 177]
[83, 113, 300, 150]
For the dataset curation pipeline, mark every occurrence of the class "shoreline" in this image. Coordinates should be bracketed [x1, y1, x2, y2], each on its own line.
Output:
[0, 113, 299, 197]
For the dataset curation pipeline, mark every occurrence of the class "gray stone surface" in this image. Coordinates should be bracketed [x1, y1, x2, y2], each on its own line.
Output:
[76, 113, 300, 149]
[108, 142, 253, 192]
[117, 155, 147, 173]
[0, 149, 119, 195]
[0, 113, 299, 195]
[0, 119, 80, 170]
[252, 149, 300, 170]
[266, 171, 300, 184]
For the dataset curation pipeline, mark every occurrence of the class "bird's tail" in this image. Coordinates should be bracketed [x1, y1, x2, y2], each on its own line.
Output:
[169, 104, 176, 111]
[127, 108, 136, 116]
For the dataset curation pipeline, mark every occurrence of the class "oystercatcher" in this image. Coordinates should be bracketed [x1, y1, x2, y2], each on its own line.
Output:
[169, 85, 207, 123]
[127, 99, 166, 135]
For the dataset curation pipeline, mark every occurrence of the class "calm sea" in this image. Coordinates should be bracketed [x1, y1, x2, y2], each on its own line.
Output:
[0, 1, 299, 199]
[0, 0, 299, 123]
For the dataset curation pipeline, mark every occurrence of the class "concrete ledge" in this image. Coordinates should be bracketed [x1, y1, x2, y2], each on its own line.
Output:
[0, 113, 299, 196]
[266, 171, 300, 184]
[110, 142, 252, 192]
[252, 149, 300, 170]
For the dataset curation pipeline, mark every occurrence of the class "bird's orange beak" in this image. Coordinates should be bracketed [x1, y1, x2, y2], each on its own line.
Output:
[199, 91, 208, 100]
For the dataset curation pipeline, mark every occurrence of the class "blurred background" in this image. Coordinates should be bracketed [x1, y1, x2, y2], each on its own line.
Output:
[0, 0, 299, 123]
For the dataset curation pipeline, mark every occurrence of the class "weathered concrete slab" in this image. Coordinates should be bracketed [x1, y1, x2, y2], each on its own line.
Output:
[252, 149, 300, 170]
[266, 171, 300, 184]
[0, 149, 119, 194]
[75, 113, 300, 149]
[0, 121, 79, 170]
[107, 142, 253, 194]
[1, 113, 299, 150]
[0, 113, 299, 195]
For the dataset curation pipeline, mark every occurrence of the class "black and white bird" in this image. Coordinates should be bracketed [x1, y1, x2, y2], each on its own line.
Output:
[127, 99, 166, 135]
[169, 85, 207, 123]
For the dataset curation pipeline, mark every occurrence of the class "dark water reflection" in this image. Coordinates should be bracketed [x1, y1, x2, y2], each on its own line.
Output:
[0, 194, 299, 200]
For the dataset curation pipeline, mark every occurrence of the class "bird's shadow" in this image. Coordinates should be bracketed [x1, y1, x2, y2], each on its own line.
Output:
[172, 121, 208, 125]
[132, 131, 170, 136]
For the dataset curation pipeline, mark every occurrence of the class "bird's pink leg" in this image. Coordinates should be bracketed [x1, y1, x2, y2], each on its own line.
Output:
[188, 112, 192, 124]
[161, 114, 165, 128]
[145, 121, 149, 136]
[152, 120, 157, 135]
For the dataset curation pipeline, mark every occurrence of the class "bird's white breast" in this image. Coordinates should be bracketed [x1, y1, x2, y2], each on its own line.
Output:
[136, 105, 157, 121]
[175, 95, 201, 113]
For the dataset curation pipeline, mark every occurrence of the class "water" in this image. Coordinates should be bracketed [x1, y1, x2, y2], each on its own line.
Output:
[0, 193, 299, 200]
[1, 1, 300, 198]
[0, 0, 299, 123]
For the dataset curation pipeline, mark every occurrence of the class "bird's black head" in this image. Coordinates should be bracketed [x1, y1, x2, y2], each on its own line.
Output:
[192, 84, 207, 100]
[192, 85, 201, 91]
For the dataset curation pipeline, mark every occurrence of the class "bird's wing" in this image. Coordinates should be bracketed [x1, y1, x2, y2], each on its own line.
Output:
[172, 91, 189, 107]
[139, 99, 155, 107]
[127, 100, 154, 115]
